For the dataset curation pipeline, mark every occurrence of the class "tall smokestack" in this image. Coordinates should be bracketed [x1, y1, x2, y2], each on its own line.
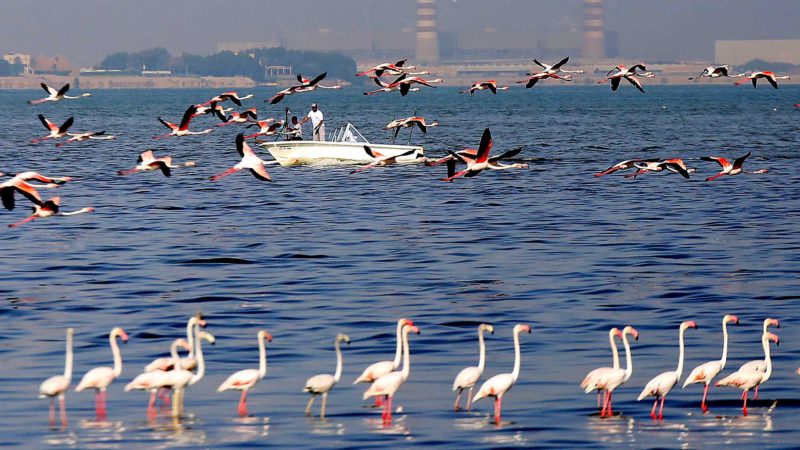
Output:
[582, 0, 605, 61]
[416, 0, 439, 64]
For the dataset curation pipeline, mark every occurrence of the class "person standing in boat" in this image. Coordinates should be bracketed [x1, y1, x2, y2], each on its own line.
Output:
[300, 103, 325, 141]
[286, 116, 303, 140]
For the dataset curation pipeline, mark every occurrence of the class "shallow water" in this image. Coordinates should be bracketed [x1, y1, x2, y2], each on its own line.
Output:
[1, 85, 799, 448]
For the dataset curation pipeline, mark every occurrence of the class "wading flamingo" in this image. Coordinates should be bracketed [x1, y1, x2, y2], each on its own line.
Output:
[683, 315, 739, 413]
[165, 330, 215, 417]
[453, 323, 494, 411]
[354, 318, 415, 408]
[145, 315, 207, 372]
[471, 324, 531, 424]
[218, 330, 272, 417]
[596, 326, 639, 417]
[125, 338, 191, 417]
[210, 134, 274, 182]
[737, 318, 780, 399]
[153, 105, 213, 139]
[304, 333, 351, 418]
[28, 83, 91, 105]
[363, 324, 421, 425]
[701, 151, 768, 181]
[716, 332, 779, 416]
[8, 196, 94, 228]
[39, 328, 74, 427]
[580, 328, 623, 411]
[32, 115, 74, 143]
[75, 327, 128, 420]
[637, 321, 697, 420]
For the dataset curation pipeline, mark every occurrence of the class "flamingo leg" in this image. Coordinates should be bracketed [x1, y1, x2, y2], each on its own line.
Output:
[48, 398, 56, 427]
[607, 392, 613, 417]
[494, 396, 503, 424]
[743, 390, 749, 416]
[321, 392, 328, 419]
[148, 390, 157, 411]
[59, 395, 68, 427]
[375, 395, 383, 408]
[597, 390, 602, 409]
[454, 389, 462, 411]
[305, 395, 315, 416]
[741, 390, 747, 401]
[754, 385, 759, 400]
[384, 395, 393, 425]
[658, 396, 666, 420]
[210, 167, 238, 181]
[466, 387, 474, 411]
[650, 398, 658, 420]
[171, 390, 180, 418]
[701, 384, 709, 413]
[238, 389, 248, 417]
[600, 390, 610, 417]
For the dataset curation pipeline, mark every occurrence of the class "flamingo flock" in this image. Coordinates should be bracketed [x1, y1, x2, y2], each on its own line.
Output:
[595, 151, 768, 182]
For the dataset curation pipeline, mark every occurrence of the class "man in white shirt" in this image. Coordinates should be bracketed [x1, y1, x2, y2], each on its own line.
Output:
[300, 103, 325, 141]
[286, 116, 302, 140]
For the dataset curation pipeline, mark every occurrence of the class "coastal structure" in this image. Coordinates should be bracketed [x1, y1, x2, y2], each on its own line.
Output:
[582, 0, 605, 61]
[715, 39, 800, 65]
[416, 0, 440, 64]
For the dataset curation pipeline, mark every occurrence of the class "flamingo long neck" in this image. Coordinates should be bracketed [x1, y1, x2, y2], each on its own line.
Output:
[622, 332, 633, 382]
[477, 328, 487, 374]
[64, 329, 73, 381]
[511, 329, 522, 382]
[189, 333, 205, 385]
[170, 340, 183, 367]
[186, 318, 196, 358]
[720, 320, 730, 369]
[762, 335, 773, 381]
[257, 333, 268, 380]
[676, 328, 687, 379]
[110, 332, 123, 378]
[609, 330, 620, 369]
[333, 339, 343, 384]
[392, 322, 404, 369]
[400, 328, 412, 382]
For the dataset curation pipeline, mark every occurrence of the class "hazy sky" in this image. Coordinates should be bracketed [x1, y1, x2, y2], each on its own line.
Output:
[1, 0, 798, 66]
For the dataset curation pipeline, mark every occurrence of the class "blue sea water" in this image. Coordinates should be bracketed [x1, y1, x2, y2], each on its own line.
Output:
[1, 84, 799, 448]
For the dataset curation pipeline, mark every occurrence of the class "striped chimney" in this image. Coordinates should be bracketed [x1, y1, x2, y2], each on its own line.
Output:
[582, 0, 605, 60]
[416, 0, 439, 64]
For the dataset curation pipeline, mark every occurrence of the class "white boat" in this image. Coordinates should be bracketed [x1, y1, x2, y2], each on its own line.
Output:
[258, 123, 424, 166]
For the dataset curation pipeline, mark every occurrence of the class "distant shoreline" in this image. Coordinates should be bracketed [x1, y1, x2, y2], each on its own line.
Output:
[0, 74, 259, 90]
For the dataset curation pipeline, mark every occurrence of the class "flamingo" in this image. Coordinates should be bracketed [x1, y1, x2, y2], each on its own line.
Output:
[683, 315, 739, 413]
[363, 324, 421, 425]
[28, 83, 91, 105]
[689, 65, 739, 80]
[441, 128, 492, 182]
[39, 328, 74, 427]
[452, 323, 494, 411]
[517, 71, 573, 88]
[519, 58, 577, 88]
[356, 59, 414, 77]
[32, 115, 74, 143]
[385, 116, 439, 144]
[628, 158, 693, 179]
[202, 91, 254, 107]
[363, 76, 421, 96]
[530, 56, 584, 76]
[144, 315, 207, 372]
[164, 330, 215, 417]
[1, 171, 72, 211]
[125, 338, 191, 417]
[595, 326, 639, 417]
[637, 321, 697, 420]
[266, 72, 339, 104]
[597, 64, 651, 93]
[193, 101, 231, 120]
[153, 105, 212, 139]
[350, 146, 421, 174]
[8, 196, 94, 228]
[354, 318, 414, 408]
[56, 131, 115, 147]
[295, 73, 342, 90]
[459, 80, 509, 95]
[471, 324, 531, 424]
[737, 318, 780, 399]
[580, 328, 623, 411]
[210, 133, 274, 182]
[216, 108, 259, 127]
[304, 333, 351, 418]
[117, 150, 194, 177]
[716, 332, 779, 416]
[594, 159, 660, 177]
[701, 151, 768, 181]
[218, 330, 272, 417]
[244, 119, 282, 139]
[734, 71, 790, 89]
[74, 327, 128, 420]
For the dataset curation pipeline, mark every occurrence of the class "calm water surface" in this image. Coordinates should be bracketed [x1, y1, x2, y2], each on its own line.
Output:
[1, 85, 799, 448]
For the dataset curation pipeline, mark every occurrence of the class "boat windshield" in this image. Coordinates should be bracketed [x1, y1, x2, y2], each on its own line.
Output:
[331, 123, 369, 143]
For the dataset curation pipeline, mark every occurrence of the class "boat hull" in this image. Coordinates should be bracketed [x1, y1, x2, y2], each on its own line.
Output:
[259, 141, 424, 166]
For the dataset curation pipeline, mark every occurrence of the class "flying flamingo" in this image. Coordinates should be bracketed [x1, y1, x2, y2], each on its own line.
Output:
[125, 338, 191, 417]
[32, 115, 74, 143]
[716, 332, 779, 416]
[529, 56, 585, 77]
[356, 59, 414, 77]
[689, 65, 739, 80]
[266, 72, 339, 104]
[442, 145, 527, 177]
[28, 83, 91, 105]
[471, 324, 531, 424]
[8, 196, 94, 228]
[683, 315, 739, 413]
[117, 150, 195, 177]
[637, 321, 697, 420]
[193, 101, 231, 120]
[628, 158, 693, 179]
[56, 131, 115, 147]
[144, 315, 207, 372]
[363, 324, 421, 425]
[594, 159, 660, 177]
[295, 73, 343, 90]
[363, 76, 421, 96]
[385, 116, 439, 136]
[354, 318, 414, 408]
[210, 134, 275, 182]
[201, 91, 254, 107]
[164, 330, 215, 417]
[701, 151, 768, 181]
[441, 128, 492, 182]
[736, 318, 780, 399]
[153, 105, 213, 139]
[1, 171, 72, 210]
[734, 71, 791, 89]
[304, 333, 351, 418]
[39, 328, 74, 427]
[459, 80, 509, 95]
[216, 108, 259, 127]
[580, 328, 623, 412]
[519, 58, 577, 88]
[218, 330, 272, 417]
[244, 119, 282, 139]
[452, 323, 494, 411]
[595, 326, 639, 417]
[350, 146, 421, 174]
[597, 64, 651, 93]
[74, 327, 128, 420]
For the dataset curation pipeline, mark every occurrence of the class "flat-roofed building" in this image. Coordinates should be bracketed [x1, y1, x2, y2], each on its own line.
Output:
[715, 40, 800, 65]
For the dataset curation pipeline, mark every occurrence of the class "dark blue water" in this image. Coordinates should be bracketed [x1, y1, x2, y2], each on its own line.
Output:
[1, 85, 799, 448]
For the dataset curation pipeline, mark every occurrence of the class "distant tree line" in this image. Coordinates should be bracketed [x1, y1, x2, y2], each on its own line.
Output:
[95, 47, 357, 81]
[0, 60, 24, 76]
